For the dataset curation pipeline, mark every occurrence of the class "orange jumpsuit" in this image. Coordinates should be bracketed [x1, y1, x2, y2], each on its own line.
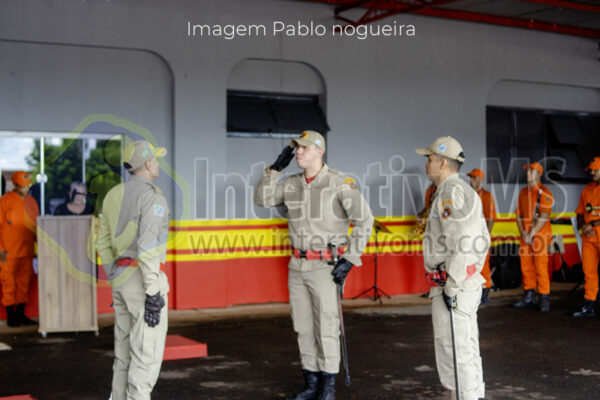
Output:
[0, 191, 39, 307]
[516, 184, 553, 295]
[477, 189, 496, 289]
[575, 182, 600, 302]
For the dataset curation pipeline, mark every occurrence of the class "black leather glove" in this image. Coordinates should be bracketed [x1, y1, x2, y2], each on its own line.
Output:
[442, 291, 457, 311]
[331, 259, 353, 285]
[270, 146, 295, 172]
[144, 292, 165, 328]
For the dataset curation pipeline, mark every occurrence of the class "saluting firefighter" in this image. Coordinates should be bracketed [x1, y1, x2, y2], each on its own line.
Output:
[254, 130, 373, 400]
[466, 169, 497, 304]
[416, 137, 489, 400]
[572, 157, 600, 318]
[97, 140, 170, 400]
[512, 162, 554, 312]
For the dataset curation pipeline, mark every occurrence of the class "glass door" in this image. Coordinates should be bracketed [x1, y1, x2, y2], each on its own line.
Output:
[41, 136, 84, 215]
[0, 132, 123, 216]
[85, 136, 123, 215]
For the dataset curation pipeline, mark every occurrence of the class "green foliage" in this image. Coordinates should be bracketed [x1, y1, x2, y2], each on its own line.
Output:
[26, 138, 122, 214]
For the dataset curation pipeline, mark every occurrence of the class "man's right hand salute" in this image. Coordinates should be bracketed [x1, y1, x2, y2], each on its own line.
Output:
[270, 145, 295, 172]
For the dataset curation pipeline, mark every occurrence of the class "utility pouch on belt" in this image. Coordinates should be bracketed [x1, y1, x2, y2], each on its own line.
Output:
[426, 264, 447, 287]
[292, 247, 345, 264]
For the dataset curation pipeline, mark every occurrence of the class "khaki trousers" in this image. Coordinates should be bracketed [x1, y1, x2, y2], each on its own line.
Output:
[111, 271, 168, 400]
[432, 287, 484, 400]
[288, 263, 340, 374]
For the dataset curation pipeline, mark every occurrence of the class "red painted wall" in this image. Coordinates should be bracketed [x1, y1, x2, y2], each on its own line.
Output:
[0, 243, 583, 321]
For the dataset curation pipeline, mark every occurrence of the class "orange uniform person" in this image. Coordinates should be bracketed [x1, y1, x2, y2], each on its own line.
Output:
[513, 162, 554, 312]
[572, 157, 600, 318]
[0, 171, 39, 327]
[424, 183, 436, 209]
[414, 184, 437, 235]
[467, 169, 496, 304]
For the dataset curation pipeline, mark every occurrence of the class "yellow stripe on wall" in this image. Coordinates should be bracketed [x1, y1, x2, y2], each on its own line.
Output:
[161, 213, 577, 262]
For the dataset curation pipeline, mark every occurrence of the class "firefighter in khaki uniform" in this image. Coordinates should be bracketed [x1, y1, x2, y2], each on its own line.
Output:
[0, 171, 39, 327]
[512, 162, 554, 312]
[466, 169, 496, 304]
[416, 137, 489, 400]
[254, 130, 373, 400]
[97, 140, 170, 400]
[572, 157, 600, 318]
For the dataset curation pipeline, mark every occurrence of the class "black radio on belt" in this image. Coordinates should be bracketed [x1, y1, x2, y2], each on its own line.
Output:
[584, 203, 600, 227]
[585, 203, 600, 214]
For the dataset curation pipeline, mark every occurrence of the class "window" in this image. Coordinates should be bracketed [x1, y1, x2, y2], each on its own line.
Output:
[227, 90, 329, 137]
[226, 59, 329, 138]
[486, 107, 600, 184]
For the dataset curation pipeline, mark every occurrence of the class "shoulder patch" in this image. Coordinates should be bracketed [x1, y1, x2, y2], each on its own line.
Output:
[153, 204, 165, 217]
[344, 177, 357, 190]
[441, 207, 452, 219]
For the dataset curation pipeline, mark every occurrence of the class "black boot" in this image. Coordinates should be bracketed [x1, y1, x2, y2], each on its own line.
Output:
[480, 288, 491, 304]
[5, 305, 19, 327]
[286, 369, 319, 400]
[513, 290, 537, 309]
[539, 294, 550, 313]
[317, 372, 336, 400]
[572, 300, 595, 318]
[16, 303, 36, 326]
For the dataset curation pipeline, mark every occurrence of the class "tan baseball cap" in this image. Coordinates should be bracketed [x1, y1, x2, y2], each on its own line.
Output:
[290, 130, 326, 153]
[123, 140, 167, 172]
[416, 136, 465, 162]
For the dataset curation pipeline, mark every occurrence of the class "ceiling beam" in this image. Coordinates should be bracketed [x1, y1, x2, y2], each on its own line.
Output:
[304, 0, 600, 38]
[411, 6, 600, 38]
[517, 0, 600, 14]
[332, 0, 463, 26]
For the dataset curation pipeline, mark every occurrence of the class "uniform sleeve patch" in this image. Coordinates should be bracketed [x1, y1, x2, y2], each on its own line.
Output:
[442, 199, 453, 207]
[442, 207, 452, 219]
[344, 177, 357, 190]
[153, 204, 165, 217]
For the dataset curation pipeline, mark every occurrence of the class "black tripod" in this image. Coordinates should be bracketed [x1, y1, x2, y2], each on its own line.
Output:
[353, 223, 391, 304]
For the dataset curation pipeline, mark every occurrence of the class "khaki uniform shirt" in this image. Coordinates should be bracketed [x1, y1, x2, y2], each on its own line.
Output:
[96, 176, 170, 295]
[254, 164, 374, 270]
[424, 174, 490, 297]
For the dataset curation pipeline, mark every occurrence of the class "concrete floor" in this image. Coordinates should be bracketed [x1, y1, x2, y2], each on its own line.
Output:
[1, 285, 599, 400]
